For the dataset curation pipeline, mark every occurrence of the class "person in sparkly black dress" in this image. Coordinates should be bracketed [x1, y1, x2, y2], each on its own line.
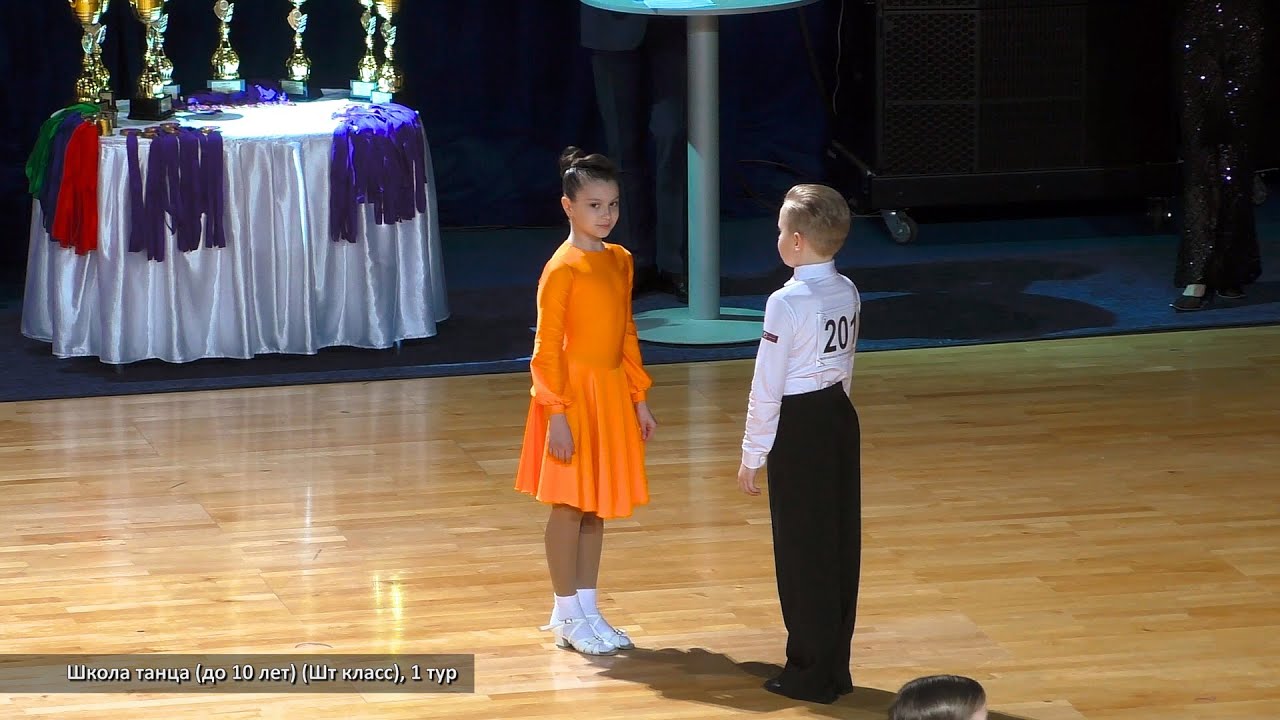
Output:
[1172, 0, 1265, 312]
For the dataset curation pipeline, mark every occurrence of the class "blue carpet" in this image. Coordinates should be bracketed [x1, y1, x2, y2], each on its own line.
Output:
[2, 196, 1279, 403]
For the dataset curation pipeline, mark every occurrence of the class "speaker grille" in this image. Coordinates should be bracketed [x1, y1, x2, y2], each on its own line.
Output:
[883, 12, 977, 102]
[827, 1, 1177, 202]
[978, 6, 1087, 170]
[979, 100, 1083, 169]
[876, 3, 1094, 175]
[881, 0, 977, 8]
[883, 104, 977, 175]
[880, 11, 977, 175]
[980, 6, 1086, 99]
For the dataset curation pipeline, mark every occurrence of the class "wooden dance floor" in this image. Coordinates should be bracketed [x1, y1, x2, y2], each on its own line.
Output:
[1, 326, 1277, 719]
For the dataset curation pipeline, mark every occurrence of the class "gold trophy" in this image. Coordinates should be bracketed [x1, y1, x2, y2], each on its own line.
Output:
[209, 0, 245, 93]
[281, 0, 311, 99]
[150, 3, 179, 101]
[68, 0, 113, 107]
[371, 0, 402, 103]
[350, 0, 380, 100]
[128, 0, 175, 120]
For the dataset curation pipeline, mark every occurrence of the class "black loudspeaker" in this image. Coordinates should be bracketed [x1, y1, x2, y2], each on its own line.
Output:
[826, 0, 1180, 242]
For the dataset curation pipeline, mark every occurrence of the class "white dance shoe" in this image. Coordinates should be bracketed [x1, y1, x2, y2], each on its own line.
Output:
[540, 616, 619, 656]
[585, 614, 634, 649]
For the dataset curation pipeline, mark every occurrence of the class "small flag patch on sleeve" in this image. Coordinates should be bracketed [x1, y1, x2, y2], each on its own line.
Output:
[762, 330, 779, 343]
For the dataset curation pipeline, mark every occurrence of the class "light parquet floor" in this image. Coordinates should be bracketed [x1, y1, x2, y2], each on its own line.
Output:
[0, 326, 1278, 719]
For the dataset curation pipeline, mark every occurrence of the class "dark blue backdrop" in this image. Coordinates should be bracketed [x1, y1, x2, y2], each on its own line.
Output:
[0, 0, 836, 282]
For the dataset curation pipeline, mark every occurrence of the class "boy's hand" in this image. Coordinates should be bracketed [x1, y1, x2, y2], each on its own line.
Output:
[547, 413, 575, 463]
[737, 463, 761, 496]
[636, 402, 658, 441]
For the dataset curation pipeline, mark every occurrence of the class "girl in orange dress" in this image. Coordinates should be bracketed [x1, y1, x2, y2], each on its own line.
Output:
[514, 147, 658, 656]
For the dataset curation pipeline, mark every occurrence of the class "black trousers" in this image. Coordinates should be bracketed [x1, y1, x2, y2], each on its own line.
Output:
[589, 17, 687, 277]
[766, 383, 861, 701]
[1173, 0, 1264, 289]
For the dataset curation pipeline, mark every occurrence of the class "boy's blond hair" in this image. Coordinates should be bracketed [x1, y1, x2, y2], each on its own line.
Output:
[781, 184, 851, 258]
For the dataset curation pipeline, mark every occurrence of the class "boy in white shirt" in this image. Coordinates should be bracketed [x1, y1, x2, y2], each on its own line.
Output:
[738, 184, 861, 705]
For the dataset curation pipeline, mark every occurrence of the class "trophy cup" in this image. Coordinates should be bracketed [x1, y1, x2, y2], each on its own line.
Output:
[371, 0, 401, 103]
[150, 4, 180, 101]
[128, 0, 175, 120]
[68, 0, 113, 107]
[350, 0, 380, 100]
[281, 1, 311, 99]
[209, 0, 245, 93]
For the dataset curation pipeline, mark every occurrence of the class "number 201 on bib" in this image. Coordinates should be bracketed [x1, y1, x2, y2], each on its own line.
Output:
[819, 309, 856, 361]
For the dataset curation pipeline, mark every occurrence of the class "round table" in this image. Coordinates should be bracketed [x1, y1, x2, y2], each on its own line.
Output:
[22, 99, 449, 365]
[581, 0, 820, 345]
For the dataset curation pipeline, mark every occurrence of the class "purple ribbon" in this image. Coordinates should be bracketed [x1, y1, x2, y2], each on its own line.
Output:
[329, 103, 428, 243]
[125, 127, 227, 262]
[126, 131, 148, 256]
[201, 131, 226, 249]
[145, 132, 174, 262]
[174, 129, 201, 253]
[185, 82, 288, 111]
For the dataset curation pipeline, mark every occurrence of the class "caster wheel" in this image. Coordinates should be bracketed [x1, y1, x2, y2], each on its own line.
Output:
[1253, 174, 1268, 206]
[882, 209, 918, 244]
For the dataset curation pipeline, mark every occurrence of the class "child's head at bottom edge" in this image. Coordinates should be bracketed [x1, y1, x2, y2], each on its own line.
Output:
[888, 674, 988, 720]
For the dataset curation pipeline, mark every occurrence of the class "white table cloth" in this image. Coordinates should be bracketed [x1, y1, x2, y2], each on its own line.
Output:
[21, 99, 449, 364]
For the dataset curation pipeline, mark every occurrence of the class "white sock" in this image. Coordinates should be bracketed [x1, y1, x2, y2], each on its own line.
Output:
[577, 588, 600, 617]
[553, 593, 583, 623]
[1184, 284, 1207, 298]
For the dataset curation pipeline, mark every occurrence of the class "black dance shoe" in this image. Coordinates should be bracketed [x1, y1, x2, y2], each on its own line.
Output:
[1171, 293, 1209, 312]
[763, 677, 838, 705]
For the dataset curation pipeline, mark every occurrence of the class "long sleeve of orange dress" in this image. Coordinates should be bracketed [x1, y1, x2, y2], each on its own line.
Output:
[528, 261, 574, 415]
[620, 250, 652, 404]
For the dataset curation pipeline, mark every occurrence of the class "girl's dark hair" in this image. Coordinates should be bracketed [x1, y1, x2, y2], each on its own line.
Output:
[559, 146, 618, 200]
[888, 675, 986, 720]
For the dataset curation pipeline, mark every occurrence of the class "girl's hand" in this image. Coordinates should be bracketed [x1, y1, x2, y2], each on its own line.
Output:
[636, 402, 658, 441]
[548, 413, 575, 463]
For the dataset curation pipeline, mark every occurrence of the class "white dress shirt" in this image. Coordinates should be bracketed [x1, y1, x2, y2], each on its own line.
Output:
[741, 260, 861, 469]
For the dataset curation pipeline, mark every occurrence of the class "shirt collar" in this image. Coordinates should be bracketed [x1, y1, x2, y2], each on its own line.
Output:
[793, 260, 837, 281]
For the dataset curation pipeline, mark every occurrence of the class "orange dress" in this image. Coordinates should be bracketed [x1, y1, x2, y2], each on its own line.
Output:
[514, 240, 652, 519]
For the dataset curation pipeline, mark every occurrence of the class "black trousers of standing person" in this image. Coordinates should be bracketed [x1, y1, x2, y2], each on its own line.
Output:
[765, 383, 861, 705]
[1173, 0, 1264, 294]
[589, 17, 688, 290]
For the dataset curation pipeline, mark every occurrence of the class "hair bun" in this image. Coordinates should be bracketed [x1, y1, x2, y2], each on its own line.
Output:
[558, 147, 619, 198]
[559, 146, 587, 176]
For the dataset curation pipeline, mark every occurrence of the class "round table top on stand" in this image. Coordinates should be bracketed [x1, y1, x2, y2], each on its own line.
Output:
[581, 0, 818, 16]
